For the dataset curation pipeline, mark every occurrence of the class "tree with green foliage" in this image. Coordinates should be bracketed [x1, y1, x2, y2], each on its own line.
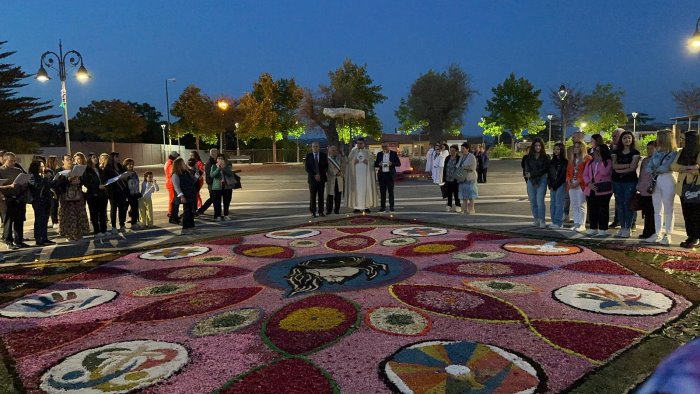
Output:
[171, 85, 224, 149]
[484, 73, 543, 149]
[300, 59, 386, 147]
[395, 64, 475, 144]
[71, 99, 147, 152]
[238, 73, 303, 162]
[578, 83, 626, 139]
[128, 101, 163, 144]
[0, 41, 58, 152]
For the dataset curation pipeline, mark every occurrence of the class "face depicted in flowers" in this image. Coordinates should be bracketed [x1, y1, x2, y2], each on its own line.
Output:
[285, 256, 388, 296]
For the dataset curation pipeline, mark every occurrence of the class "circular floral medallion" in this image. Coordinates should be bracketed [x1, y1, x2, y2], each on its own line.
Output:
[453, 251, 506, 260]
[139, 246, 210, 260]
[205, 236, 244, 246]
[191, 254, 236, 265]
[68, 267, 130, 282]
[279, 306, 346, 332]
[136, 265, 249, 282]
[381, 237, 417, 247]
[349, 216, 376, 225]
[191, 308, 262, 337]
[395, 240, 471, 257]
[266, 229, 320, 239]
[463, 280, 537, 295]
[326, 234, 376, 252]
[553, 283, 674, 316]
[40, 340, 188, 394]
[380, 340, 544, 393]
[0, 289, 117, 318]
[365, 306, 431, 336]
[427, 261, 550, 278]
[502, 240, 582, 256]
[254, 253, 416, 297]
[392, 226, 448, 237]
[3, 322, 106, 359]
[233, 244, 294, 259]
[289, 239, 321, 248]
[217, 358, 337, 394]
[132, 283, 198, 297]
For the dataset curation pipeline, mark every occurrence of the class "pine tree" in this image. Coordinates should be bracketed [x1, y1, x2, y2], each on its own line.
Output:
[0, 41, 58, 152]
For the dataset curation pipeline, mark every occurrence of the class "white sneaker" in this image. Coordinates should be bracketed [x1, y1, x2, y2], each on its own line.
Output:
[98, 232, 106, 237]
[660, 235, 671, 246]
[216, 217, 223, 222]
[597, 229, 607, 237]
[548, 224, 562, 229]
[455, 206, 462, 213]
[568, 225, 579, 231]
[615, 229, 625, 238]
[621, 228, 631, 239]
[644, 234, 660, 243]
[445, 206, 452, 212]
[538, 221, 546, 229]
[52, 223, 59, 229]
[533, 221, 540, 227]
[224, 215, 231, 221]
[586, 229, 597, 236]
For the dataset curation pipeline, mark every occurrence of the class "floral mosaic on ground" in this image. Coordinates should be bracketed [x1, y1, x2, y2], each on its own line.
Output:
[0, 217, 691, 393]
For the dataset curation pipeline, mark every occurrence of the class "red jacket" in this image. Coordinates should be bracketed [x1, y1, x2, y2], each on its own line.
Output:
[566, 155, 591, 192]
[583, 159, 613, 196]
[164, 159, 174, 188]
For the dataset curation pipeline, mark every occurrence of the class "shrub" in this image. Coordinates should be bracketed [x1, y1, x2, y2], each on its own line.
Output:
[488, 143, 522, 158]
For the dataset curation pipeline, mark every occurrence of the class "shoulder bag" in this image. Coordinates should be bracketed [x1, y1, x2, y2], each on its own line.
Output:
[647, 152, 672, 194]
[682, 175, 700, 204]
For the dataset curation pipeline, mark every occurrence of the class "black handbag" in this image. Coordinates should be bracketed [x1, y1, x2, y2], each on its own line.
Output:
[681, 176, 700, 204]
[647, 175, 658, 194]
[594, 181, 612, 193]
[232, 173, 242, 190]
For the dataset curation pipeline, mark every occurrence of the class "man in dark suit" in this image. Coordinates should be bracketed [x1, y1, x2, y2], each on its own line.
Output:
[305, 142, 328, 217]
[374, 142, 401, 212]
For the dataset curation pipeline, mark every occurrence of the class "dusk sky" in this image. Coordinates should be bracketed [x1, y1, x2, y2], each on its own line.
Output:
[4, 1, 700, 137]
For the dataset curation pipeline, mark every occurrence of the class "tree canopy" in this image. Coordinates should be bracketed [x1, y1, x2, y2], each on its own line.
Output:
[578, 83, 626, 139]
[171, 85, 221, 147]
[396, 64, 475, 144]
[71, 99, 147, 151]
[484, 73, 543, 146]
[128, 101, 163, 144]
[300, 59, 386, 146]
[672, 84, 700, 120]
[0, 40, 58, 152]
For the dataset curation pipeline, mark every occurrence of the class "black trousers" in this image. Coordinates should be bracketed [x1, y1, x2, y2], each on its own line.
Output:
[127, 195, 140, 225]
[477, 169, 488, 183]
[182, 200, 196, 229]
[3, 198, 25, 244]
[309, 180, 325, 214]
[445, 180, 461, 207]
[639, 195, 655, 237]
[682, 201, 700, 239]
[198, 187, 213, 213]
[86, 195, 108, 234]
[586, 193, 612, 230]
[378, 173, 395, 209]
[32, 200, 50, 243]
[109, 196, 128, 229]
[211, 189, 233, 218]
[50, 197, 59, 224]
[170, 196, 180, 220]
[326, 180, 342, 214]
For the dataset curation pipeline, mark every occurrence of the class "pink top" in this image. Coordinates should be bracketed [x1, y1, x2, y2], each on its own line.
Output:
[637, 157, 653, 196]
[582, 159, 613, 196]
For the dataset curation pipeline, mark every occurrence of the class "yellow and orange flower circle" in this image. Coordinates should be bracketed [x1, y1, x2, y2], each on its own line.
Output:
[242, 246, 286, 257]
[278, 307, 346, 332]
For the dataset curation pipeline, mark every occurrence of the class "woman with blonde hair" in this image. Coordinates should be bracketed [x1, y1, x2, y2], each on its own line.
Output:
[566, 140, 591, 232]
[644, 129, 678, 245]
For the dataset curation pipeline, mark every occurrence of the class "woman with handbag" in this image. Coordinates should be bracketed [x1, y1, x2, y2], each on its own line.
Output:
[644, 130, 678, 245]
[611, 131, 641, 238]
[522, 138, 551, 228]
[636, 141, 657, 240]
[566, 141, 591, 232]
[28, 160, 55, 245]
[671, 131, 700, 248]
[171, 157, 197, 233]
[583, 144, 613, 237]
[210, 154, 235, 221]
[548, 143, 568, 229]
[53, 154, 90, 242]
[458, 142, 478, 215]
[442, 145, 462, 212]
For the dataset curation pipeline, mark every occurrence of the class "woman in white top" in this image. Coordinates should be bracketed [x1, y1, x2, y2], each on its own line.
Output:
[644, 130, 678, 245]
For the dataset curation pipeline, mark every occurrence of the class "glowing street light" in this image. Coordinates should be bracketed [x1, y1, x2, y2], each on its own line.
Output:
[558, 84, 568, 144]
[234, 122, 240, 156]
[216, 98, 231, 151]
[35, 40, 90, 155]
[547, 114, 554, 149]
[580, 122, 588, 132]
[632, 112, 638, 137]
[689, 17, 700, 52]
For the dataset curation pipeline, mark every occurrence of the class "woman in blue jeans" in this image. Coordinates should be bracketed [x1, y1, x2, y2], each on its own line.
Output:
[548, 143, 568, 229]
[521, 138, 551, 228]
[612, 131, 640, 238]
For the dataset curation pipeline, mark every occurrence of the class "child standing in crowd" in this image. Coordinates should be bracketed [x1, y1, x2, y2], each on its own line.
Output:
[139, 171, 159, 228]
[637, 141, 657, 240]
[548, 143, 568, 229]
[123, 158, 141, 230]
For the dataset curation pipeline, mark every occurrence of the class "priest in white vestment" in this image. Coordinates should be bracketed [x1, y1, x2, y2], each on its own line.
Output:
[425, 144, 435, 174]
[345, 138, 378, 213]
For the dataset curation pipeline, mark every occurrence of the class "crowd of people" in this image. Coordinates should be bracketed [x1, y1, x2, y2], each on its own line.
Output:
[516, 128, 699, 248]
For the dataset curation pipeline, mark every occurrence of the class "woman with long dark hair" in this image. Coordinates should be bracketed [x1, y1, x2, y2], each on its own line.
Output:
[45, 155, 60, 228]
[637, 141, 657, 240]
[52, 153, 90, 241]
[548, 142, 568, 229]
[172, 157, 197, 233]
[522, 137, 551, 228]
[28, 160, 54, 245]
[189, 151, 205, 209]
[102, 153, 129, 234]
[672, 131, 700, 248]
[442, 145, 462, 212]
[583, 144, 613, 236]
[81, 152, 108, 236]
[612, 131, 641, 238]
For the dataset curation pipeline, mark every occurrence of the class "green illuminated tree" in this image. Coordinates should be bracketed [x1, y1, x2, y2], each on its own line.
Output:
[171, 85, 221, 149]
[485, 73, 543, 149]
[71, 99, 147, 151]
[578, 83, 626, 139]
[396, 64, 475, 143]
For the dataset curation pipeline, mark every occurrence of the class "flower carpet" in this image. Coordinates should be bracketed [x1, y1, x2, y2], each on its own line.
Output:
[0, 216, 695, 393]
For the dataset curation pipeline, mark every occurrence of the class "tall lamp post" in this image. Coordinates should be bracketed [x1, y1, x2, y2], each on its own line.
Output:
[547, 114, 553, 150]
[632, 112, 638, 139]
[234, 122, 240, 156]
[160, 124, 167, 163]
[216, 99, 230, 152]
[688, 17, 700, 51]
[165, 78, 176, 152]
[35, 40, 90, 156]
[557, 85, 568, 144]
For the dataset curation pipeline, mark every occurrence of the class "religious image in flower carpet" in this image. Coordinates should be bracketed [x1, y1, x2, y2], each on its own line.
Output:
[0, 220, 691, 393]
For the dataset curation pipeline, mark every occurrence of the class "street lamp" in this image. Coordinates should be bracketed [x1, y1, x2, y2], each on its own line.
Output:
[216, 98, 230, 152]
[632, 112, 638, 138]
[35, 40, 90, 155]
[689, 17, 700, 52]
[557, 85, 568, 144]
[234, 122, 240, 156]
[547, 114, 553, 149]
[160, 124, 167, 163]
[580, 122, 588, 132]
[165, 78, 176, 152]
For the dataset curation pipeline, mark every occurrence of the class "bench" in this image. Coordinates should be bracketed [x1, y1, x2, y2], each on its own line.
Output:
[227, 155, 251, 163]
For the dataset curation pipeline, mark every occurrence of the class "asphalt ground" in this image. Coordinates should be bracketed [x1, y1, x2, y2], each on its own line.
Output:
[0, 159, 688, 264]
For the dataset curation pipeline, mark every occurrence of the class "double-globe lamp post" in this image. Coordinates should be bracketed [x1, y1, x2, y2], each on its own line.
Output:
[632, 112, 638, 138]
[35, 41, 90, 156]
